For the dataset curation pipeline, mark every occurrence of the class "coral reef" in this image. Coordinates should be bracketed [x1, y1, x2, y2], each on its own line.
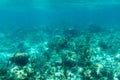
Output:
[0, 25, 120, 79]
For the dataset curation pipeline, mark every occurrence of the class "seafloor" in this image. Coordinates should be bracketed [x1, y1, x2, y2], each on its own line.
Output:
[0, 24, 120, 80]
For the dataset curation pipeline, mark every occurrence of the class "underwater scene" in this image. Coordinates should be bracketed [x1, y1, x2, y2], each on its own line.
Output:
[1, 0, 120, 80]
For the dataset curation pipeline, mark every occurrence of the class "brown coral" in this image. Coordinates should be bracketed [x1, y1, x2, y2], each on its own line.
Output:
[10, 53, 29, 66]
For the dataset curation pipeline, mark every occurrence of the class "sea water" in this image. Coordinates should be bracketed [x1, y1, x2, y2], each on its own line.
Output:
[0, 0, 120, 80]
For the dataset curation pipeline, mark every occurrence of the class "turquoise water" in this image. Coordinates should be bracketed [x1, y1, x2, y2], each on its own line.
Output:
[1, 1, 120, 80]
[0, 1, 120, 27]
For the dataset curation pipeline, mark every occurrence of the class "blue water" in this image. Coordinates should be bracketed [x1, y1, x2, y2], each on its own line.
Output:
[0, 1, 120, 28]
[0, 1, 120, 79]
